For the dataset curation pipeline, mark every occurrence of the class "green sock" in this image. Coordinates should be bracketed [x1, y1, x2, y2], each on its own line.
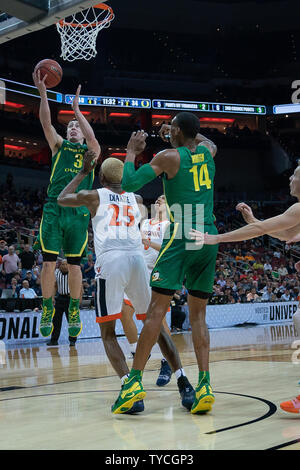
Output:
[128, 368, 143, 381]
[69, 298, 80, 311]
[198, 371, 210, 386]
[43, 297, 53, 310]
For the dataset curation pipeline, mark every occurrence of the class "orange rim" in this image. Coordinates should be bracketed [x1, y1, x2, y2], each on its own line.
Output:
[58, 3, 114, 28]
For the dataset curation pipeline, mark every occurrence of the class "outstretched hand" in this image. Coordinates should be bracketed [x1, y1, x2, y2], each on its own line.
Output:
[127, 130, 148, 156]
[82, 150, 97, 174]
[72, 84, 81, 109]
[32, 69, 47, 94]
[159, 124, 171, 142]
[236, 202, 254, 220]
[189, 229, 219, 245]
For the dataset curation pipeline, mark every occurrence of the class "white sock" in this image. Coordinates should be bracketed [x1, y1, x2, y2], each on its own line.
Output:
[121, 374, 129, 385]
[175, 368, 186, 380]
[130, 342, 137, 353]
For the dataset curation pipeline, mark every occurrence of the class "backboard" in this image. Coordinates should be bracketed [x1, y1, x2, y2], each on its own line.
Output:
[0, 0, 107, 44]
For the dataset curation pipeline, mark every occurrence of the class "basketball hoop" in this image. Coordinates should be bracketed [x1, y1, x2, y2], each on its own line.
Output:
[56, 3, 115, 62]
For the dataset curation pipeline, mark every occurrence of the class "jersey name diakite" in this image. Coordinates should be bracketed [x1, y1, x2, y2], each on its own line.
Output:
[92, 188, 143, 273]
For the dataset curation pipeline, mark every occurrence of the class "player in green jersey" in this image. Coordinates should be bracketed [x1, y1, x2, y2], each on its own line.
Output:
[33, 70, 101, 339]
[111, 112, 218, 415]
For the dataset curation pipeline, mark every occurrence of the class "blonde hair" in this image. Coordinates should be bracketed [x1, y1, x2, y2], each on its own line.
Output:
[101, 158, 124, 184]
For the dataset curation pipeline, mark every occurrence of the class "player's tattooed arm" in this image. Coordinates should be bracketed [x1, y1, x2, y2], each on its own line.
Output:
[57, 150, 99, 217]
[33, 69, 63, 154]
[195, 133, 217, 158]
[72, 84, 101, 158]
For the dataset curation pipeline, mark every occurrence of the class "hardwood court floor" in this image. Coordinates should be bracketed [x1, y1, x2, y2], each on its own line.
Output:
[1, 323, 300, 450]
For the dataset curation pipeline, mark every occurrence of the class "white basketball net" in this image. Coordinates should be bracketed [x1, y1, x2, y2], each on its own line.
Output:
[56, 3, 114, 62]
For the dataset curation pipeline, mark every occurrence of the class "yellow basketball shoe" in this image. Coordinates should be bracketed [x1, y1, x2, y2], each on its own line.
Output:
[191, 373, 215, 415]
[39, 306, 55, 337]
[112, 376, 146, 414]
[68, 306, 82, 337]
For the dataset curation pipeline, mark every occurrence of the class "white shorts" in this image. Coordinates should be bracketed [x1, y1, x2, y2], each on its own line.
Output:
[95, 251, 151, 324]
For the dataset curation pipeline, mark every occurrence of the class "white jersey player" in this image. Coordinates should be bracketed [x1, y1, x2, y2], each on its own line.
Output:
[122, 195, 177, 388]
[57, 152, 190, 413]
[92, 186, 150, 322]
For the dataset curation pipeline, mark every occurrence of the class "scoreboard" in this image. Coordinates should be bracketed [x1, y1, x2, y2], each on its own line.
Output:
[64, 95, 151, 109]
[152, 99, 266, 115]
[0, 78, 268, 116]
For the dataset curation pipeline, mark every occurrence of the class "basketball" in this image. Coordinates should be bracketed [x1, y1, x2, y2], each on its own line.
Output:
[33, 59, 62, 88]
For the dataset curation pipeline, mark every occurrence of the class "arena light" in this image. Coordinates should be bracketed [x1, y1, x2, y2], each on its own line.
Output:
[110, 152, 127, 157]
[152, 114, 172, 119]
[109, 112, 132, 117]
[5, 144, 26, 150]
[5, 101, 24, 108]
[200, 117, 235, 123]
[58, 110, 91, 115]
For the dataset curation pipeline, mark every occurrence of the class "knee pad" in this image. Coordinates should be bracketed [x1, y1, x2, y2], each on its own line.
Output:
[293, 308, 300, 336]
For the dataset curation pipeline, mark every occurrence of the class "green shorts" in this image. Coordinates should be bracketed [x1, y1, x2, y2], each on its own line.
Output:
[34, 200, 90, 258]
[150, 223, 218, 293]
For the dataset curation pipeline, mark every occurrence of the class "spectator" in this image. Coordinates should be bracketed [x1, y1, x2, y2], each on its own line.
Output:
[261, 287, 275, 302]
[2, 246, 20, 286]
[287, 260, 297, 275]
[7, 277, 20, 298]
[0, 240, 8, 257]
[281, 289, 291, 302]
[19, 244, 36, 278]
[24, 271, 37, 289]
[278, 264, 288, 277]
[247, 287, 260, 302]
[82, 253, 95, 282]
[19, 279, 37, 299]
[264, 261, 272, 272]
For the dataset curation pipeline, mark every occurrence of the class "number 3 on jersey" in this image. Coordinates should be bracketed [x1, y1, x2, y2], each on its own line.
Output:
[109, 204, 135, 227]
[189, 163, 212, 191]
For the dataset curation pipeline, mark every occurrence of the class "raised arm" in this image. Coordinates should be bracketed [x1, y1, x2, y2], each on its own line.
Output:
[33, 70, 63, 154]
[190, 203, 300, 245]
[122, 130, 178, 192]
[57, 150, 100, 217]
[72, 85, 101, 158]
[195, 132, 217, 158]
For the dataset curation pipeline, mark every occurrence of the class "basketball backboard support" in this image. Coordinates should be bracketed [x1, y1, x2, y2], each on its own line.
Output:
[0, 0, 107, 44]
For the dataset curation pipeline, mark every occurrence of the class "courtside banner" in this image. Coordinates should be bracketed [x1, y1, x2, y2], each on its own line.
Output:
[0, 302, 297, 344]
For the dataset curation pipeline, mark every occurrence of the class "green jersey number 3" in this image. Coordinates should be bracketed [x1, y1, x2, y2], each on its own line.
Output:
[189, 164, 212, 191]
[74, 153, 83, 169]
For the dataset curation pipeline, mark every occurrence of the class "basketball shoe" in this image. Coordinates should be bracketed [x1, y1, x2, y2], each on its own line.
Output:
[39, 306, 55, 337]
[177, 375, 195, 411]
[112, 376, 146, 414]
[112, 400, 144, 415]
[280, 396, 300, 414]
[68, 306, 82, 337]
[191, 373, 215, 414]
[156, 359, 172, 386]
